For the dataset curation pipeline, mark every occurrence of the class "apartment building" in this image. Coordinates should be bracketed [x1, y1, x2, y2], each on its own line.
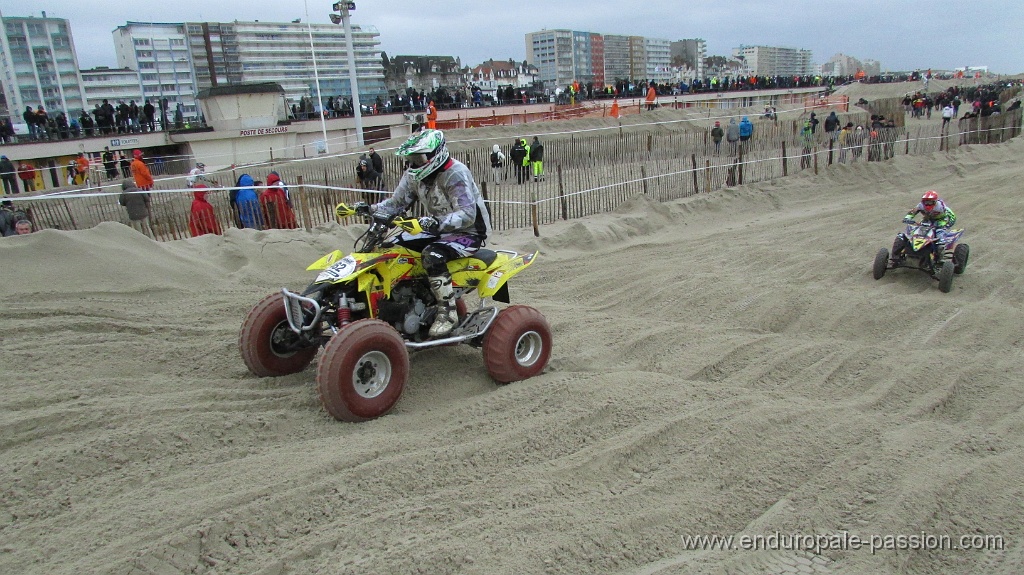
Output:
[80, 66, 144, 111]
[113, 19, 386, 119]
[0, 11, 88, 120]
[670, 38, 707, 79]
[732, 45, 814, 77]
[526, 29, 675, 91]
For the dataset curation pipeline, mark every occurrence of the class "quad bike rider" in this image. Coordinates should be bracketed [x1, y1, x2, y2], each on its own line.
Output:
[874, 189, 969, 293]
[238, 129, 552, 422]
[369, 128, 491, 338]
[892, 190, 956, 263]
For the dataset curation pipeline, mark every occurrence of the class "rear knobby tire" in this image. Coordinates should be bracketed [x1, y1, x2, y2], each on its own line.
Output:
[482, 305, 552, 384]
[239, 293, 318, 377]
[873, 248, 889, 280]
[316, 319, 410, 422]
[953, 243, 970, 275]
[937, 261, 955, 293]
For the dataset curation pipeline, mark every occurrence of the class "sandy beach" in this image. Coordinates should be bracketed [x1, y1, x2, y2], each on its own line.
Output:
[2, 78, 1022, 575]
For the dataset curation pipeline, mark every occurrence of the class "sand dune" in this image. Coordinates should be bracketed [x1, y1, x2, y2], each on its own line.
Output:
[2, 85, 1023, 575]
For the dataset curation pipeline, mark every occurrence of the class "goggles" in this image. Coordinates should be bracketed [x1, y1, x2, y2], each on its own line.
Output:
[406, 153, 429, 168]
[923, 200, 936, 207]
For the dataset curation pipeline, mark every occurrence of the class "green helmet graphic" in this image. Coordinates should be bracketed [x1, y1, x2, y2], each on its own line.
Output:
[397, 129, 450, 181]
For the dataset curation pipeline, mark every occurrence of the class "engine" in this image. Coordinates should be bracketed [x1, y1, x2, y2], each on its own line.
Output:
[376, 284, 435, 336]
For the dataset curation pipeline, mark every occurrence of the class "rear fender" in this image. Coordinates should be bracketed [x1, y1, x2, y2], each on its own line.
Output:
[476, 251, 539, 299]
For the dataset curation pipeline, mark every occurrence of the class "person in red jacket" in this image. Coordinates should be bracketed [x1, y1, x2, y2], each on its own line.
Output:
[187, 184, 222, 236]
[260, 172, 297, 229]
[18, 162, 36, 192]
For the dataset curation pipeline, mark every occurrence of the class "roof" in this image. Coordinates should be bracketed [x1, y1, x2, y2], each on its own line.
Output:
[196, 83, 285, 100]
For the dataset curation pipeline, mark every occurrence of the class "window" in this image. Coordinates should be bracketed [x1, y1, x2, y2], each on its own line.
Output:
[134, 38, 151, 46]
[140, 62, 154, 69]
[137, 51, 152, 58]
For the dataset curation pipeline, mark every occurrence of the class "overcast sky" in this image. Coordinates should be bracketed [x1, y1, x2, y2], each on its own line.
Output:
[2, 1, 1021, 74]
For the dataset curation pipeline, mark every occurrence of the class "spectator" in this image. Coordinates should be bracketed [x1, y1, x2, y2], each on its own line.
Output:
[118, 179, 153, 237]
[512, 138, 531, 185]
[645, 84, 657, 111]
[808, 112, 819, 134]
[187, 184, 222, 236]
[15, 219, 33, 235]
[0, 155, 18, 195]
[18, 162, 36, 192]
[490, 144, 505, 185]
[530, 136, 545, 182]
[23, 106, 39, 140]
[710, 121, 724, 155]
[426, 100, 437, 129]
[726, 118, 740, 155]
[824, 111, 840, 141]
[741, 114, 757, 148]
[837, 122, 853, 164]
[143, 100, 156, 132]
[119, 153, 132, 179]
[261, 172, 298, 229]
[368, 147, 384, 187]
[942, 104, 955, 128]
[130, 149, 154, 191]
[187, 162, 214, 188]
[799, 121, 814, 169]
[234, 174, 263, 229]
[0, 118, 14, 144]
[0, 200, 27, 236]
[355, 157, 381, 203]
[75, 152, 91, 186]
[102, 147, 118, 181]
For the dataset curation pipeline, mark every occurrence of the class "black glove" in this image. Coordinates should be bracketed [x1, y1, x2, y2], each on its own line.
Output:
[353, 202, 371, 216]
[418, 216, 440, 235]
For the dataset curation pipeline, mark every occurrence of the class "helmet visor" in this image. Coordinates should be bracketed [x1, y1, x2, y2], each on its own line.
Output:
[406, 153, 429, 168]
[923, 200, 936, 207]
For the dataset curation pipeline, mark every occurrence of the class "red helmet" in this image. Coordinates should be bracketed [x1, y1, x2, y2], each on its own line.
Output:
[921, 190, 939, 207]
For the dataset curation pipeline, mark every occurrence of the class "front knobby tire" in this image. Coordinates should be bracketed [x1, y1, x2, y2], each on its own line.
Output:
[239, 293, 318, 377]
[873, 248, 889, 280]
[482, 305, 552, 383]
[953, 243, 970, 275]
[937, 261, 955, 293]
[316, 319, 410, 422]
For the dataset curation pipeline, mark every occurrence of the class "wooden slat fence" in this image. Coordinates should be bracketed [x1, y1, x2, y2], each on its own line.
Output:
[16, 105, 1021, 240]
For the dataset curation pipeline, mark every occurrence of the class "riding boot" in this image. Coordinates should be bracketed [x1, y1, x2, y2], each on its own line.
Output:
[428, 274, 458, 337]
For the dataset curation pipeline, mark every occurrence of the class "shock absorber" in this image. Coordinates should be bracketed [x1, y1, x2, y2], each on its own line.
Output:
[337, 293, 352, 326]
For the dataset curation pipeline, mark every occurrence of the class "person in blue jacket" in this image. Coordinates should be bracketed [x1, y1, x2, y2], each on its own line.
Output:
[738, 116, 754, 151]
[234, 173, 264, 229]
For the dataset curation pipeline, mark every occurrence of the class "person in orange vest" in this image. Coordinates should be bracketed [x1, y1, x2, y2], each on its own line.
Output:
[75, 152, 91, 186]
[610, 99, 620, 119]
[645, 84, 657, 111]
[426, 100, 437, 129]
[130, 149, 154, 191]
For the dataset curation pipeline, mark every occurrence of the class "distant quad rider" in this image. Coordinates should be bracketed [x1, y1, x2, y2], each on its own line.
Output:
[893, 190, 956, 260]
[361, 129, 491, 338]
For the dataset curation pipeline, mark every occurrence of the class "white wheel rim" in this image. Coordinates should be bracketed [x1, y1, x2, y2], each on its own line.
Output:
[514, 331, 543, 367]
[352, 351, 392, 398]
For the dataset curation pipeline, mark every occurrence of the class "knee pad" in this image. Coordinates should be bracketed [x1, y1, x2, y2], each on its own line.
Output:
[421, 246, 452, 276]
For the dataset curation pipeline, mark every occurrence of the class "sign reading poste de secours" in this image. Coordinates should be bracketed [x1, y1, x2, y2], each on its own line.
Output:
[240, 126, 290, 137]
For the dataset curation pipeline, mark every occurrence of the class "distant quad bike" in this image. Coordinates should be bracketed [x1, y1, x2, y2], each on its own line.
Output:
[239, 203, 552, 422]
[873, 219, 969, 293]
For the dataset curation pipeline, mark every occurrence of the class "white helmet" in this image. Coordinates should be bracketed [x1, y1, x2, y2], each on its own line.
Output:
[397, 129, 449, 181]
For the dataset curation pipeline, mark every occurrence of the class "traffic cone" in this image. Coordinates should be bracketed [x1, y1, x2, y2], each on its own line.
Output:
[610, 99, 620, 119]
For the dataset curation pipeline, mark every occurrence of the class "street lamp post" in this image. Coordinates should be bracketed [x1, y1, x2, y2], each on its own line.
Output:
[330, 1, 364, 147]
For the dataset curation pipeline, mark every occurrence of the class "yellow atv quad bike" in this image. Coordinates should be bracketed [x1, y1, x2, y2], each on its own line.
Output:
[239, 203, 552, 422]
